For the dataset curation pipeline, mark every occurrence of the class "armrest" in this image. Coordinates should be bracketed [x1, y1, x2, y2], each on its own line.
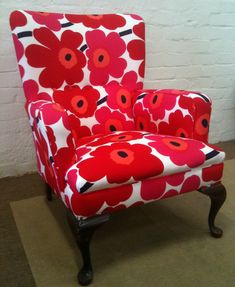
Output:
[26, 100, 77, 193]
[132, 89, 212, 143]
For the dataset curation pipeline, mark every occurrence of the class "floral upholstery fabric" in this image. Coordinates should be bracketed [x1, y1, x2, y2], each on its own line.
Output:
[133, 89, 212, 142]
[10, 10, 225, 219]
[67, 131, 224, 194]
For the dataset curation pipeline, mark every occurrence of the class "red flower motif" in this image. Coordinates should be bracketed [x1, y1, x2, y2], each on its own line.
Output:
[78, 142, 164, 184]
[141, 177, 166, 201]
[133, 22, 145, 40]
[167, 172, 185, 186]
[86, 30, 127, 85]
[23, 80, 51, 102]
[92, 107, 135, 134]
[68, 114, 92, 145]
[140, 172, 185, 201]
[53, 85, 100, 118]
[38, 102, 65, 125]
[158, 110, 194, 138]
[121, 70, 143, 90]
[65, 14, 126, 29]
[127, 23, 145, 78]
[194, 112, 210, 140]
[133, 103, 158, 133]
[10, 10, 27, 30]
[25, 27, 86, 88]
[130, 14, 144, 21]
[127, 40, 145, 78]
[202, 164, 223, 182]
[70, 184, 132, 218]
[105, 71, 143, 117]
[86, 131, 144, 147]
[143, 91, 177, 120]
[26, 11, 63, 31]
[148, 135, 205, 168]
[178, 94, 211, 141]
[178, 93, 195, 115]
[180, 175, 200, 193]
[178, 91, 211, 115]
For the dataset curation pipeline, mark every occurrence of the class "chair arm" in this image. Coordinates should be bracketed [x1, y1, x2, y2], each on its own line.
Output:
[26, 100, 77, 193]
[132, 89, 212, 143]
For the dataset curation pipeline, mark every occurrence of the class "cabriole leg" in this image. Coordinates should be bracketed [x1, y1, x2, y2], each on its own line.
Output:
[198, 183, 226, 238]
[67, 211, 109, 285]
[46, 183, 53, 201]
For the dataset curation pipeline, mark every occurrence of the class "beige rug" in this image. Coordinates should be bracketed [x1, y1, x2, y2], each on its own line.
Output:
[11, 159, 235, 287]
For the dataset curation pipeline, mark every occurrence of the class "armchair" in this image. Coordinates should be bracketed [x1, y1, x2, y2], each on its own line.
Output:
[10, 10, 226, 285]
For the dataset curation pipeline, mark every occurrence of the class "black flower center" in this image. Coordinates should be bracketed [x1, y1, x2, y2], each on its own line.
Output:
[65, 53, 72, 61]
[180, 133, 185, 138]
[169, 141, 181, 147]
[77, 100, 84, 108]
[202, 119, 208, 128]
[152, 95, 158, 104]
[121, 95, 127, 103]
[117, 151, 128, 158]
[110, 125, 116, 131]
[118, 136, 126, 139]
[139, 122, 144, 130]
[98, 55, 104, 62]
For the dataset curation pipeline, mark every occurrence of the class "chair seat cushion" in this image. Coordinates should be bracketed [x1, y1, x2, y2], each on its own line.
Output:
[65, 131, 225, 194]
[63, 162, 224, 218]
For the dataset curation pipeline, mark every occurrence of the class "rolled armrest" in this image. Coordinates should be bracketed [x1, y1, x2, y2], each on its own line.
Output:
[132, 89, 212, 142]
[26, 100, 77, 193]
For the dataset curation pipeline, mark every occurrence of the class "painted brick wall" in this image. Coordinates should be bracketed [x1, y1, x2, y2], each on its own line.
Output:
[0, 0, 235, 178]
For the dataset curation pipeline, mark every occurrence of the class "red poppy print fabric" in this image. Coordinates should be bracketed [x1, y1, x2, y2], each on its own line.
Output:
[64, 161, 224, 218]
[10, 10, 226, 220]
[92, 106, 135, 134]
[86, 30, 127, 85]
[127, 22, 145, 77]
[11, 10, 144, 95]
[26, 11, 63, 31]
[66, 131, 225, 195]
[78, 142, 164, 184]
[25, 27, 86, 88]
[53, 85, 100, 118]
[133, 89, 212, 143]
[65, 14, 126, 29]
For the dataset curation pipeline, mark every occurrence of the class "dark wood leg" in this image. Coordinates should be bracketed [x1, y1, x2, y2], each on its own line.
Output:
[198, 183, 226, 238]
[67, 210, 109, 286]
[46, 183, 53, 201]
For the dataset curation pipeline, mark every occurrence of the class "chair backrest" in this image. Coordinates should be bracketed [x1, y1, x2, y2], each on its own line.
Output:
[10, 10, 145, 135]
[10, 10, 145, 96]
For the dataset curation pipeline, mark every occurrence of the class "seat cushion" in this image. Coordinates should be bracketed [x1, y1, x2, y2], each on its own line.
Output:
[65, 131, 225, 194]
[63, 163, 224, 218]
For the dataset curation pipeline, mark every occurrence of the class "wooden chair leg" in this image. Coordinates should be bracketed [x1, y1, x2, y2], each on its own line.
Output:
[46, 183, 53, 201]
[198, 183, 226, 238]
[67, 210, 110, 286]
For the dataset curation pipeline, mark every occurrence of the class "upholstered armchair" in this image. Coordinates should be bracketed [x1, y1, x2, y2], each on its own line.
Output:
[10, 10, 226, 285]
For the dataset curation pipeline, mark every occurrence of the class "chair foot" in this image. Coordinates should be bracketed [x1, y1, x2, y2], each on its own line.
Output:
[67, 211, 110, 286]
[77, 267, 93, 286]
[46, 183, 53, 201]
[198, 183, 226, 238]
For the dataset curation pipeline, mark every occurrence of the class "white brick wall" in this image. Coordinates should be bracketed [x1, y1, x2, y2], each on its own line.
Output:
[0, 0, 235, 178]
